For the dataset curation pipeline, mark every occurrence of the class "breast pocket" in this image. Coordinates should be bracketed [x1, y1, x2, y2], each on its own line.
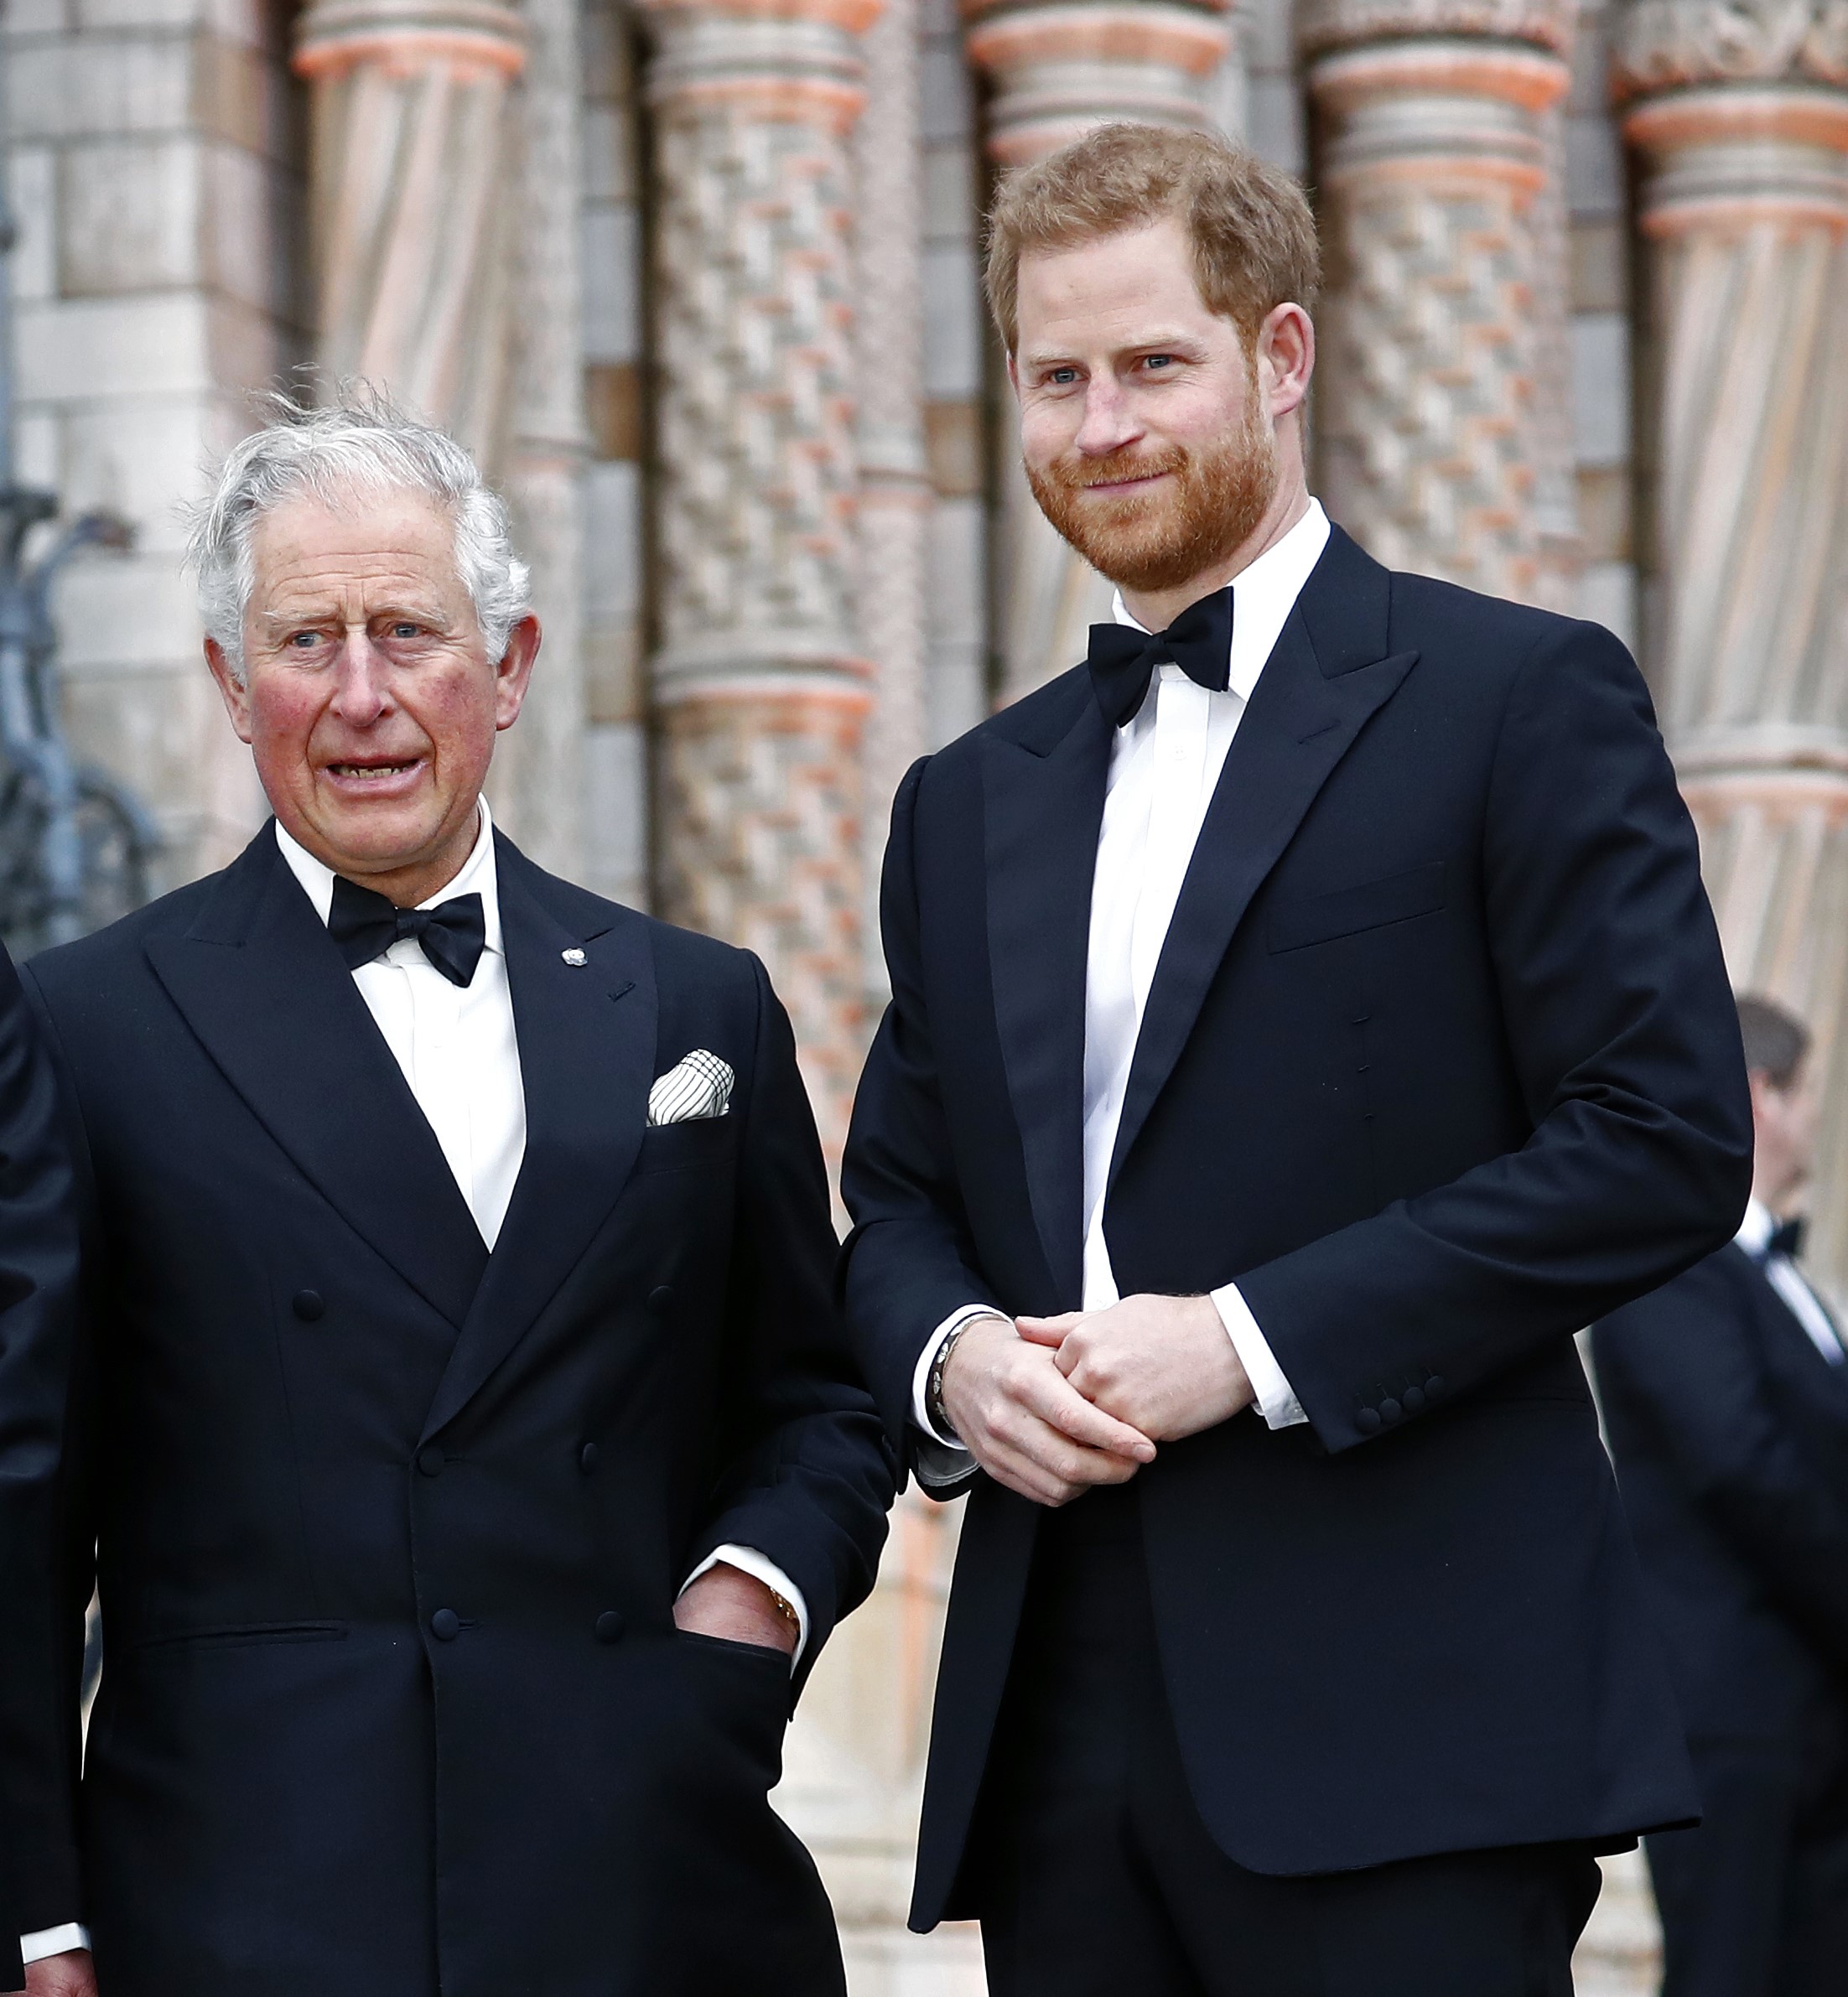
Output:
[632, 1114, 740, 1175]
[1267, 861, 1448, 953]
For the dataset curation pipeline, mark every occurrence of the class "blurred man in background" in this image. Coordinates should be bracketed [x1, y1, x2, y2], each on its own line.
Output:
[1596, 994, 1848, 1997]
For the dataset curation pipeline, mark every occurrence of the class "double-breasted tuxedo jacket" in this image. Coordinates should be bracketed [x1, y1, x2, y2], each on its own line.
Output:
[841, 526, 1753, 1928]
[8, 827, 892, 1996]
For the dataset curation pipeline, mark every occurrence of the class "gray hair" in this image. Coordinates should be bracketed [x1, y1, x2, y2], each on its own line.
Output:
[186, 385, 532, 679]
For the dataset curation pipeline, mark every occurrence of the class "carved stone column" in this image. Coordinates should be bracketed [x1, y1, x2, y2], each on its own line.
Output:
[963, 0, 1238, 701]
[1303, 0, 1575, 604]
[488, 0, 589, 879]
[1613, 0, 1848, 1273]
[294, 0, 528, 461]
[639, 0, 876, 1161]
[854, 0, 932, 975]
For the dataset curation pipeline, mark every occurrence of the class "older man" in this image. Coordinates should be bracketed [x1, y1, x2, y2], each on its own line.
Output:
[2, 392, 891, 1997]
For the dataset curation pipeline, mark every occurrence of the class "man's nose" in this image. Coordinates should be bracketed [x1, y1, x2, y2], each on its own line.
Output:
[330, 633, 389, 723]
[1072, 376, 1141, 457]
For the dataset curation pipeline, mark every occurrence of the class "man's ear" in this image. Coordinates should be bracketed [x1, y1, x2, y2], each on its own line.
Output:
[1258, 303, 1315, 422]
[493, 614, 542, 733]
[204, 637, 255, 745]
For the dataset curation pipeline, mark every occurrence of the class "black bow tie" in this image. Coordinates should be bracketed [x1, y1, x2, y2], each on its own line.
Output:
[1768, 1216, 1807, 1263]
[328, 874, 486, 988]
[1087, 589, 1233, 729]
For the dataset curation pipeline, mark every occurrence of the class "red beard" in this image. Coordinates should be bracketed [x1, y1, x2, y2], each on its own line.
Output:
[1025, 397, 1279, 596]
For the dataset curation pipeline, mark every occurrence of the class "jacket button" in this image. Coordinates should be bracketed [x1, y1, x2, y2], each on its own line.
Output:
[1402, 1387, 1425, 1415]
[648, 1285, 674, 1315]
[1379, 1398, 1403, 1425]
[594, 1611, 625, 1645]
[417, 1446, 445, 1478]
[579, 1442, 600, 1474]
[292, 1289, 324, 1322]
[1355, 1408, 1382, 1435]
[1425, 1375, 1447, 1401]
[430, 1609, 460, 1642]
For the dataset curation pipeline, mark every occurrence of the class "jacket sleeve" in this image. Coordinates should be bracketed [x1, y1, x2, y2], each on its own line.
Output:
[1238, 619, 1754, 1453]
[0, 957, 88, 1949]
[839, 759, 1003, 1490]
[686, 954, 894, 1688]
[1594, 1260, 1848, 1671]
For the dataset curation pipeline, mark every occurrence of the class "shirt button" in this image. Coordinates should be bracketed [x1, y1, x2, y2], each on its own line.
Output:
[594, 1611, 625, 1645]
[1380, 1398, 1403, 1425]
[417, 1446, 445, 1478]
[430, 1609, 460, 1642]
[1355, 1408, 1383, 1435]
[292, 1289, 325, 1322]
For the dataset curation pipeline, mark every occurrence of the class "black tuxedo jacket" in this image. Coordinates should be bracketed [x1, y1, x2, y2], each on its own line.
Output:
[0, 945, 82, 1997]
[841, 526, 1752, 1927]
[1594, 1245, 1848, 1752]
[8, 826, 893, 1997]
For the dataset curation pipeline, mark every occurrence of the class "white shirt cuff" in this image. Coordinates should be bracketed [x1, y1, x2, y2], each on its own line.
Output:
[911, 1304, 1010, 1447]
[1211, 1282, 1307, 1429]
[680, 1546, 810, 1668]
[22, 1924, 90, 1963]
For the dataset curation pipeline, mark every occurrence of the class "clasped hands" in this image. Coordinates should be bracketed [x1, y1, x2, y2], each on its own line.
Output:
[937, 1294, 1254, 1507]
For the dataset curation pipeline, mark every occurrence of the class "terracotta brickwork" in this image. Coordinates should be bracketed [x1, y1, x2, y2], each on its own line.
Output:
[1304, 0, 1575, 604]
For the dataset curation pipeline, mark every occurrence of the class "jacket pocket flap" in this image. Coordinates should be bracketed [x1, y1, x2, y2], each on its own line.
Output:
[1268, 862, 1447, 953]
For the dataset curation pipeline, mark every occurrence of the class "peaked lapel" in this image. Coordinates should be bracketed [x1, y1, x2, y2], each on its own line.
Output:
[1108, 529, 1420, 1185]
[419, 837, 655, 1443]
[981, 677, 1113, 1309]
[144, 827, 489, 1328]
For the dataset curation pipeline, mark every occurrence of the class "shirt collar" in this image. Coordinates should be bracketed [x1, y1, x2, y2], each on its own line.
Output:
[1736, 1198, 1775, 1255]
[274, 796, 504, 956]
[1111, 496, 1332, 704]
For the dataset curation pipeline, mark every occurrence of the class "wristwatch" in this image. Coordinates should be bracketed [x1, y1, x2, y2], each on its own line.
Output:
[926, 1319, 977, 1444]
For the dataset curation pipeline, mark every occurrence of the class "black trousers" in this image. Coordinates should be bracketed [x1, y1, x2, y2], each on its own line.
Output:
[963, 1484, 1602, 1997]
[1647, 1726, 1848, 1997]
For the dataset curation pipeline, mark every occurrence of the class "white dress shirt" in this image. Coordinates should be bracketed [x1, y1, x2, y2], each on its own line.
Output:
[18, 801, 810, 1967]
[1737, 1198, 1846, 1365]
[913, 501, 1332, 1447]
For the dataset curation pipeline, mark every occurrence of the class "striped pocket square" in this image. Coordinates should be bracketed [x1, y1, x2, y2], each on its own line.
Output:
[646, 1048, 735, 1127]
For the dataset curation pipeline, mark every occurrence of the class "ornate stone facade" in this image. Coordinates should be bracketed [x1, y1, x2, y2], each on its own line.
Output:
[293, 0, 528, 461]
[1305, 0, 1575, 603]
[640, 0, 877, 1156]
[1616, 0, 1848, 1272]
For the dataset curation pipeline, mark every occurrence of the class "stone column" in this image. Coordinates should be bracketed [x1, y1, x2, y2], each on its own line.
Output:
[488, 0, 589, 879]
[1613, 0, 1848, 1273]
[639, 0, 876, 1161]
[293, 0, 528, 462]
[963, 0, 1238, 702]
[1302, 0, 1575, 604]
[854, 0, 932, 978]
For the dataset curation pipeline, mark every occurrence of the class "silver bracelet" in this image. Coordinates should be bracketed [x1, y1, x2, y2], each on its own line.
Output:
[926, 1319, 979, 1444]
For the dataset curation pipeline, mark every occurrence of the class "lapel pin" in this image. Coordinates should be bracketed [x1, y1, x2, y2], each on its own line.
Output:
[561, 947, 588, 967]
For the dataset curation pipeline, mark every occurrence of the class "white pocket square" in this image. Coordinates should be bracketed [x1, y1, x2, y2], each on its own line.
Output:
[647, 1049, 735, 1127]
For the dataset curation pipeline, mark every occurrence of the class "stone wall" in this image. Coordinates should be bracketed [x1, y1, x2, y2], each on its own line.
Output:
[5, 0, 306, 884]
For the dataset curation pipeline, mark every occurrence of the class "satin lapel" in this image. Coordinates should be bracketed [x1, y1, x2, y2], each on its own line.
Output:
[420, 842, 654, 1444]
[1108, 606, 1420, 1185]
[982, 683, 1113, 1309]
[144, 829, 488, 1327]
